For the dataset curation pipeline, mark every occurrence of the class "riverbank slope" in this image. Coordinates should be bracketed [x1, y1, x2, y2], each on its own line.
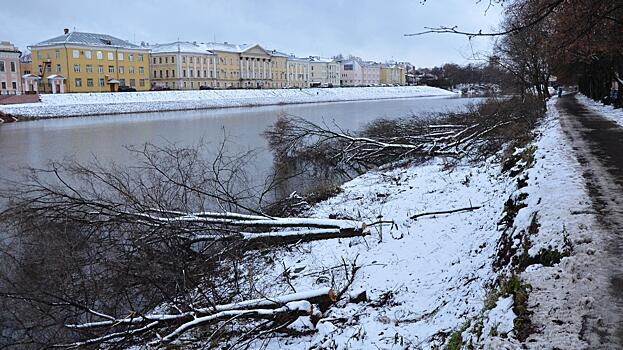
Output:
[0, 86, 455, 120]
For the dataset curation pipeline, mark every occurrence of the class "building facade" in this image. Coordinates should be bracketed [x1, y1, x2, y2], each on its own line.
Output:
[149, 41, 216, 90]
[308, 57, 339, 87]
[0, 41, 22, 95]
[29, 29, 150, 93]
[362, 61, 381, 86]
[380, 64, 406, 85]
[286, 56, 310, 88]
[339, 60, 364, 86]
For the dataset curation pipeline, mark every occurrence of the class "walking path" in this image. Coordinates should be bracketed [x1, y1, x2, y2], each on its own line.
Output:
[558, 93, 623, 347]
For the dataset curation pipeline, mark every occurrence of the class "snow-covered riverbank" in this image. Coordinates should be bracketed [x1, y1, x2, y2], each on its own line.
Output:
[0, 86, 455, 119]
[229, 96, 605, 349]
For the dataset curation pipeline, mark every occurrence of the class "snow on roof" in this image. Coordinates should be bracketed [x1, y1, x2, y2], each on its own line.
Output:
[308, 56, 335, 63]
[20, 52, 32, 63]
[268, 49, 289, 57]
[33, 31, 143, 50]
[148, 41, 214, 55]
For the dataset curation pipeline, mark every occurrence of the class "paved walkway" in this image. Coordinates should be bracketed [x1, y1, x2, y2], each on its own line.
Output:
[558, 93, 623, 348]
[0, 94, 39, 105]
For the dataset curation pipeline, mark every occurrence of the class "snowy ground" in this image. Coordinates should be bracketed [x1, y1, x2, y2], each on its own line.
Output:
[0, 86, 455, 119]
[576, 94, 623, 127]
[239, 153, 520, 349]
[239, 96, 606, 349]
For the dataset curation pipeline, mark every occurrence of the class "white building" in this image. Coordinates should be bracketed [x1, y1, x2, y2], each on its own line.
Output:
[308, 56, 339, 87]
[339, 60, 364, 86]
[286, 56, 310, 88]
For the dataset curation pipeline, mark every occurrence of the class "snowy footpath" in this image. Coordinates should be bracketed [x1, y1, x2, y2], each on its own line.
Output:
[0, 86, 454, 119]
[237, 96, 607, 349]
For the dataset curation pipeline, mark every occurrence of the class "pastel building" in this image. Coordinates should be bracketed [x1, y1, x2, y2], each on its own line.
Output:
[29, 29, 150, 93]
[0, 41, 22, 95]
[149, 41, 216, 90]
[308, 57, 339, 87]
[286, 56, 310, 88]
[339, 60, 364, 86]
[380, 64, 406, 85]
[361, 61, 381, 86]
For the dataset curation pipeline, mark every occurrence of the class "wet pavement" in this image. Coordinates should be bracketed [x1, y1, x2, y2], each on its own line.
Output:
[558, 93, 623, 347]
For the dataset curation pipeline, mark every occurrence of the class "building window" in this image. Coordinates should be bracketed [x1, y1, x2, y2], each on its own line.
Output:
[139, 67, 144, 75]
[99, 78, 105, 87]
[0, 62, 4, 72]
[75, 78, 82, 87]
[120, 78, 125, 86]
[138, 54, 144, 62]
[153, 57, 157, 64]
[190, 70, 193, 78]
[129, 54, 134, 62]
[165, 57, 168, 64]
[73, 50, 80, 58]
[153, 70, 156, 78]
[130, 79, 136, 87]
[74, 64, 81, 72]
[183, 69, 186, 78]
[85, 51, 92, 59]
[108, 66, 115, 73]
[190, 57, 193, 63]
[129, 66, 134, 74]
[159, 57, 162, 64]
[1, 82, 5, 89]
[98, 65, 104, 73]
[96, 51, 103, 60]
[10, 62, 16, 72]
[182, 57, 186, 63]
[119, 66, 125, 74]
[171, 56, 175, 64]
[118, 53, 124, 61]
[140, 79, 145, 87]
[55, 49, 60, 59]
[197, 70, 200, 78]
[86, 64, 93, 73]
[87, 78, 94, 87]
[159, 70, 162, 78]
[172, 69, 175, 76]
[107, 52, 114, 60]
[165, 70, 169, 78]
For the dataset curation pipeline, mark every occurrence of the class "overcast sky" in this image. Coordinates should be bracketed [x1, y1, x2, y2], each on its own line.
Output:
[0, 0, 502, 67]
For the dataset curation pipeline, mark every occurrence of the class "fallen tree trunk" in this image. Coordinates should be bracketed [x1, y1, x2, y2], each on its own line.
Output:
[158, 301, 313, 343]
[65, 288, 335, 330]
[410, 205, 482, 220]
[190, 227, 369, 246]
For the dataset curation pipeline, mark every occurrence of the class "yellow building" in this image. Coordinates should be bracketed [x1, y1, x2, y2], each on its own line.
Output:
[380, 64, 406, 86]
[149, 41, 217, 90]
[29, 29, 150, 93]
[149, 41, 289, 90]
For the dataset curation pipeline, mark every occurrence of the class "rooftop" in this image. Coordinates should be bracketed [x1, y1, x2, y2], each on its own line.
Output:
[148, 41, 213, 55]
[32, 31, 143, 50]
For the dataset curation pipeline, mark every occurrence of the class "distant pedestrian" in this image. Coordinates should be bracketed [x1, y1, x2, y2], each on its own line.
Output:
[558, 87, 563, 97]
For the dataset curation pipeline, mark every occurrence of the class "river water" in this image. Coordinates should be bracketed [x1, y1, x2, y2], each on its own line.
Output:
[0, 96, 481, 191]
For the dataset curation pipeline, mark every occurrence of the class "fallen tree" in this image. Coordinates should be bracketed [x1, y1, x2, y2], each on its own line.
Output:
[56, 288, 335, 347]
[264, 97, 543, 177]
[0, 142, 364, 349]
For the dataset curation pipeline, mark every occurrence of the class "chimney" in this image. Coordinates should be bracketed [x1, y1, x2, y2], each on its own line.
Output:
[64, 28, 69, 35]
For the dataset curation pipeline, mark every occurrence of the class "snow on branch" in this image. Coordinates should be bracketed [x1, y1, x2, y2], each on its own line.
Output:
[61, 288, 335, 347]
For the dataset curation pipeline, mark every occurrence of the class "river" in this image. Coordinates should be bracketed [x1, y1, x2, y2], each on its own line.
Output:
[0, 96, 481, 192]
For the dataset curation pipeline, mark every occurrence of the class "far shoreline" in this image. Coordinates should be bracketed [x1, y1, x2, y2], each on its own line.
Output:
[0, 86, 458, 122]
